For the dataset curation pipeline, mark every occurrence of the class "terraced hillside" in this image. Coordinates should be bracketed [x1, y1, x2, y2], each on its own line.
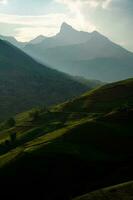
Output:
[0, 78, 133, 199]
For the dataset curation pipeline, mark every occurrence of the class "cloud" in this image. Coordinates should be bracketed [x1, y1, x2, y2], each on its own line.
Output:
[55, 0, 112, 9]
[0, 0, 7, 5]
[55, 0, 98, 32]
[0, 13, 66, 26]
[15, 26, 58, 41]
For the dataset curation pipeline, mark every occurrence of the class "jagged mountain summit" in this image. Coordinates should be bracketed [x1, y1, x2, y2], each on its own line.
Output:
[23, 22, 133, 82]
[24, 22, 91, 52]
[56, 22, 91, 45]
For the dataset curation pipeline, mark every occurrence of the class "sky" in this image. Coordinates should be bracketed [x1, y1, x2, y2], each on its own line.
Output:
[0, 0, 133, 51]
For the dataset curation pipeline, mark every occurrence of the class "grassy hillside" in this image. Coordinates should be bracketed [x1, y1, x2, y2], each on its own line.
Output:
[54, 78, 133, 113]
[74, 181, 133, 200]
[0, 79, 133, 199]
[0, 39, 90, 121]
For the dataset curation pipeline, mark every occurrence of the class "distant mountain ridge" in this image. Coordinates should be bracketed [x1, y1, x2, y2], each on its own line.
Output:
[0, 35, 27, 48]
[0, 34, 46, 47]
[28, 35, 46, 45]
[1, 23, 133, 82]
[23, 22, 133, 82]
[24, 22, 92, 53]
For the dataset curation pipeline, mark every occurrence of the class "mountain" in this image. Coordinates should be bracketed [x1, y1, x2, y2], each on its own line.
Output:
[28, 35, 46, 44]
[0, 78, 133, 199]
[0, 39, 91, 121]
[0, 34, 46, 47]
[24, 23, 133, 82]
[25, 23, 91, 51]
[0, 35, 27, 48]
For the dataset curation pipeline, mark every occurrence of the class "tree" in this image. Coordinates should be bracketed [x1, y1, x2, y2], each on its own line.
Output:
[10, 132, 16, 143]
[6, 118, 16, 128]
[5, 139, 10, 147]
[29, 110, 39, 121]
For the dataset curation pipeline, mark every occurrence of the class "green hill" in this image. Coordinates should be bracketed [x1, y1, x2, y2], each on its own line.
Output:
[0, 78, 133, 199]
[74, 181, 133, 200]
[53, 78, 133, 113]
[0, 39, 91, 121]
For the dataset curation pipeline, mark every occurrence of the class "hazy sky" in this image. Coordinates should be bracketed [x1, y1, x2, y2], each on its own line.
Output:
[0, 0, 133, 51]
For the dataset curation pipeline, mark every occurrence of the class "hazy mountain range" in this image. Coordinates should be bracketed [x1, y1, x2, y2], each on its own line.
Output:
[23, 23, 133, 82]
[0, 35, 27, 48]
[1, 22, 133, 82]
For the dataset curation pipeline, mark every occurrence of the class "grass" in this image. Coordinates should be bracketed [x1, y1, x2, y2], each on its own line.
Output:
[0, 147, 23, 168]
[74, 181, 133, 200]
[0, 78, 133, 200]
[55, 78, 133, 113]
[0, 78, 133, 162]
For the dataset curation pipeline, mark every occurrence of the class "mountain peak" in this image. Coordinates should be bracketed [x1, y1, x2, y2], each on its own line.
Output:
[60, 22, 76, 33]
[36, 35, 46, 39]
[90, 30, 109, 42]
[91, 30, 100, 35]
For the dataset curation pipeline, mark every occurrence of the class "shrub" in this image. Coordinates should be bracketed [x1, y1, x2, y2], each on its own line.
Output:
[6, 118, 16, 128]
[29, 110, 39, 121]
[10, 132, 17, 143]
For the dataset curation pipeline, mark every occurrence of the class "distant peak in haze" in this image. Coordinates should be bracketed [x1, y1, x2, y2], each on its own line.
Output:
[60, 23, 105, 39]
[90, 30, 109, 42]
[36, 35, 46, 39]
[60, 22, 77, 33]
[91, 30, 100, 35]
[29, 35, 46, 44]
[91, 30, 105, 36]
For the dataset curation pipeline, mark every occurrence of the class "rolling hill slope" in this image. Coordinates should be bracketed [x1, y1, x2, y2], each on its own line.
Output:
[54, 78, 133, 113]
[0, 78, 133, 199]
[0, 39, 90, 121]
[74, 181, 133, 200]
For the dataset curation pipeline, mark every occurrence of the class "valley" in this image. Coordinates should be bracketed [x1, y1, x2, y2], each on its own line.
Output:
[0, 78, 132, 199]
[0, 8, 133, 198]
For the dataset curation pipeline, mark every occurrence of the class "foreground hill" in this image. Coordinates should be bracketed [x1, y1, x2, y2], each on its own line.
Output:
[0, 39, 90, 121]
[24, 23, 133, 82]
[54, 78, 133, 113]
[74, 181, 133, 200]
[0, 78, 133, 199]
